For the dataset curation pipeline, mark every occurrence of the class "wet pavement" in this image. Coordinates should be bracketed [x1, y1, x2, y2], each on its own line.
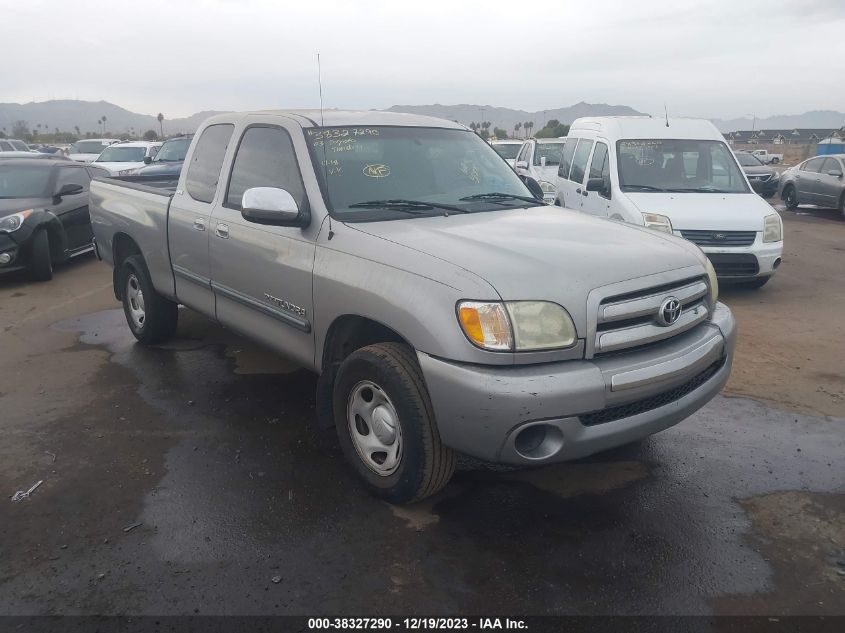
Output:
[1, 208, 844, 616]
[0, 305, 841, 616]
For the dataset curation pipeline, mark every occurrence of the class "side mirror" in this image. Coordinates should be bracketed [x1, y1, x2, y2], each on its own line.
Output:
[241, 187, 308, 226]
[143, 156, 152, 164]
[523, 177, 544, 201]
[586, 178, 606, 193]
[515, 160, 528, 169]
[827, 169, 843, 178]
[55, 183, 84, 199]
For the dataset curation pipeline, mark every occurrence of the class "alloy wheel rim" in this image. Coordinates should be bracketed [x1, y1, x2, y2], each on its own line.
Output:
[126, 274, 146, 329]
[347, 380, 403, 476]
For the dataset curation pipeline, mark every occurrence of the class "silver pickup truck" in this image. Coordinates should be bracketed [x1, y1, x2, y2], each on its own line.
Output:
[90, 110, 736, 503]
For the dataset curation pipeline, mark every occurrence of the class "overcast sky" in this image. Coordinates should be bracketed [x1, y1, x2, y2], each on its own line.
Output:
[3, 0, 844, 119]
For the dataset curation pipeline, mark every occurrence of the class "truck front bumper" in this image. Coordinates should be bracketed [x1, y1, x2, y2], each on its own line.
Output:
[419, 303, 736, 465]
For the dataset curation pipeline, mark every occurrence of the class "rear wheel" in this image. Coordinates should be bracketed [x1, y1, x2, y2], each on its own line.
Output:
[771, 157, 779, 165]
[118, 255, 178, 344]
[28, 229, 53, 281]
[839, 193, 845, 221]
[783, 185, 798, 210]
[332, 342, 455, 503]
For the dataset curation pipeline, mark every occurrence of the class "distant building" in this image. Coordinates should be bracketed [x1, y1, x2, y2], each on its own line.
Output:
[725, 127, 845, 145]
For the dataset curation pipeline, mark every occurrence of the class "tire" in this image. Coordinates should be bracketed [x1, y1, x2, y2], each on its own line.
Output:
[332, 342, 455, 503]
[839, 193, 845, 221]
[118, 254, 178, 344]
[771, 157, 779, 165]
[782, 185, 798, 210]
[742, 276, 771, 289]
[28, 229, 53, 281]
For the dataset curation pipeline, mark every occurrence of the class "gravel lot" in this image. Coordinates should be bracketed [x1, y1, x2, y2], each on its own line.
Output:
[1, 202, 843, 615]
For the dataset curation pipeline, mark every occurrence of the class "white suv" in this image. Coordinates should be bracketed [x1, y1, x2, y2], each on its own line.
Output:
[514, 138, 566, 203]
[555, 117, 783, 287]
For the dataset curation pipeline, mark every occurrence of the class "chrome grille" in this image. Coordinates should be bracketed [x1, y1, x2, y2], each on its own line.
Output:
[594, 277, 710, 356]
[680, 230, 757, 247]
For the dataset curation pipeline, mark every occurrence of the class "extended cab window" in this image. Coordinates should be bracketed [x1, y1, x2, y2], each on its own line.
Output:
[226, 126, 306, 210]
[185, 124, 234, 203]
[569, 139, 594, 184]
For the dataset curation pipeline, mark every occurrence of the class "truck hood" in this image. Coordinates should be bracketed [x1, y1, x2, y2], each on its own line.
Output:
[0, 197, 50, 217]
[136, 161, 183, 176]
[68, 153, 98, 163]
[624, 192, 774, 231]
[348, 206, 704, 330]
[92, 161, 145, 174]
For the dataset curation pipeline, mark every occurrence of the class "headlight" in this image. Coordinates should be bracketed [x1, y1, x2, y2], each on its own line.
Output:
[0, 209, 34, 233]
[538, 180, 556, 193]
[457, 300, 576, 351]
[118, 168, 137, 176]
[704, 257, 719, 305]
[763, 213, 782, 243]
[642, 212, 673, 233]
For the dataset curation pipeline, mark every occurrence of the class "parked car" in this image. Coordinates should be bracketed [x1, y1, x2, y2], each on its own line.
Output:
[37, 145, 65, 155]
[134, 135, 193, 177]
[490, 139, 523, 167]
[734, 151, 779, 198]
[556, 117, 783, 288]
[749, 149, 783, 165]
[67, 138, 120, 163]
[0, 139, 33, 153]
[91, 141, 162, 175]
[514, 138, 567, 203]
[0, 159, 103, 280]
[0, 151, 72, 161]
[779, 154, 845, 218]
[90, 110, 734, 503]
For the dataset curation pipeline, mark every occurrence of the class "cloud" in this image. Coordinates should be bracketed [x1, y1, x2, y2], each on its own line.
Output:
[1, 0, 843, 119]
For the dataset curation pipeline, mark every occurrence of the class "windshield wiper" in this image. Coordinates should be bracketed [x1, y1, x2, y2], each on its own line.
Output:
[665, 186, 729, 193]
[620, 184, 666, 192]
[460, 192, 541, 204]
[347, 199, 466, 214]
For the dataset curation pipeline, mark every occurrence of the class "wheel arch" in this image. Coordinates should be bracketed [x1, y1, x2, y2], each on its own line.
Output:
[111, 232, 142, 300]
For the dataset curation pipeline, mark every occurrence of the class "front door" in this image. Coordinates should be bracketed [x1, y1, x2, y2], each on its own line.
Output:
[581, 141, 612, 217]
[796, 157, 825, 205]
[53, 165, 93, 251]
[168, 123, 234, 317]
[209, 122, 316, 367]
[816, 157, 844, 208]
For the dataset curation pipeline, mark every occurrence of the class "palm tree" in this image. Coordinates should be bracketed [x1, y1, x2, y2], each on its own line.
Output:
[157, 113, 164, 139]
[74, 126, 80, 137]
[102, 115, 108, 134]
[514, 122, 521, 138]
[97, 118, 102, 134]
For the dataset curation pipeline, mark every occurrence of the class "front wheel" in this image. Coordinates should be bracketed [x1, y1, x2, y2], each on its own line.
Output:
[332, 343, 455, 503]
[783, 185, 798, 210]
[839, 194, 845, 221]
[28, 229, 53, 281]
[118, 255, 178, 344]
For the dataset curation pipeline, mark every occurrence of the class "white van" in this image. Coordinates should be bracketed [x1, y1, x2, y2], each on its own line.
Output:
[515, 138, 567, 203]
[555, 117, 783, 287]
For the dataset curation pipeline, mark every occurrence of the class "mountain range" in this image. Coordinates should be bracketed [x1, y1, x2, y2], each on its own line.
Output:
[1, 100, 843, 137]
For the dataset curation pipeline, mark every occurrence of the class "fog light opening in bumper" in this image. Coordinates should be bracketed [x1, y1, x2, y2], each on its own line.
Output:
[773, 257, 781, 270]
[513, 423, 565, 460]
[0, 252, 12, 265]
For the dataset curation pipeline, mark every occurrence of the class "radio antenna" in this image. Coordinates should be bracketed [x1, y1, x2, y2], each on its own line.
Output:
[317, 53, 325, 127]
[664, 103, 670, 127]
[317, 53, 333, 240]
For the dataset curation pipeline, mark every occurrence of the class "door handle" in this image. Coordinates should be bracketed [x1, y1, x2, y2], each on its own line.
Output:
[215, 223, 230, 239]
[576, 188, 582, 194]
[193, 218, 206, 231]
[582, 190, 589, 197]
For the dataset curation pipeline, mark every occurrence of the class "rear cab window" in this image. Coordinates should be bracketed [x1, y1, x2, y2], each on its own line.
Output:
[185, 124, 235, 203]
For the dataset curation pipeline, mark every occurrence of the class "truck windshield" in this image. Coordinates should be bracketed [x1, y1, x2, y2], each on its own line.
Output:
[492, 143, 521, 160]
[96, 147, 147, 163]
[0, 165, 51, 198]
[71, 141, 109, 154]
[617, 139, 750, 193]
[305, 126, 535, 220]
[154, 138, 191, 162]
[534, 142, 565, 166]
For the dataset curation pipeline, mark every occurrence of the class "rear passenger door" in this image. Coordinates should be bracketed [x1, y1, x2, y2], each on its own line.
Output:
[209, 122, 316, 367]
[580, 141, 611, 217]
[796, 157, 824, 204]
[168, 123, 235, 317]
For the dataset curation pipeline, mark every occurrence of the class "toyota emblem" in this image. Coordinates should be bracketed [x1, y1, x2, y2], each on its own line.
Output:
[657, 297, 682, 326]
